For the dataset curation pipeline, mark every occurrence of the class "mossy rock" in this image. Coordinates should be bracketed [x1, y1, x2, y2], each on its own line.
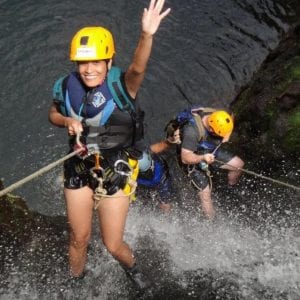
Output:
[282, 106, 300, 152]
[231, 24, 300, 163]
[0, 181, 35, 235]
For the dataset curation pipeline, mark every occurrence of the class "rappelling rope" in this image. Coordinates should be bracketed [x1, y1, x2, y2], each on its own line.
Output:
[0, 133, 86, 197]
[214, 158, 300, 191]
[0, 149, 81, 197]
[93, 178, 137, 209]
[1, 138, 298, 198]
[0, 149, 138, 200]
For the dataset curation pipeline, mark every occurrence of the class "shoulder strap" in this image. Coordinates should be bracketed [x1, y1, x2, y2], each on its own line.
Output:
[107, 66, 134, 112]
[191, 114, 206, 141]
[52, 75, 67, 101]
[52, 75, 68, 116]
[190, 106, 216, 141]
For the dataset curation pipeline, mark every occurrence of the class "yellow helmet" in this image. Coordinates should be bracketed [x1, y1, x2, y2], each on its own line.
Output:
[208, 110, 234, 137]
[70, 27, 115, 61]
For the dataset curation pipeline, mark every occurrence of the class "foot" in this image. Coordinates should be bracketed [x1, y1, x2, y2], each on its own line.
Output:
[124, 263, 151, 292]
[159, 202, 171, 213]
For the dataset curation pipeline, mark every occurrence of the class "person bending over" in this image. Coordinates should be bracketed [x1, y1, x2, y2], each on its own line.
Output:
[165, 107, 244, 219]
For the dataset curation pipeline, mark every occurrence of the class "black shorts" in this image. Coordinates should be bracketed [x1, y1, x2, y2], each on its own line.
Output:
[63, 155, 94, 189]
[63, 152, 129, 195]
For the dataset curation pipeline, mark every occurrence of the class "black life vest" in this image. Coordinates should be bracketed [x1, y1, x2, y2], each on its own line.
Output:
[52, 66, 144, 154]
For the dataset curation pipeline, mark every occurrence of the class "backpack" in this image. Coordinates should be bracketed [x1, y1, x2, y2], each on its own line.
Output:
[166, 106, 217, 141]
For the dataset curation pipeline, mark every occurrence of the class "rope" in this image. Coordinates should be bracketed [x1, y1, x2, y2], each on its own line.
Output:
[0, 150, 81, 197]
[215, 159, 300, 191]
[93, 179, 137, 209]
[92, 159, 138, 209]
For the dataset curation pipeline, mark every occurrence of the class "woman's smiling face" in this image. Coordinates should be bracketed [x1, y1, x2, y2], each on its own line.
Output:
[77, 60, 111, 88]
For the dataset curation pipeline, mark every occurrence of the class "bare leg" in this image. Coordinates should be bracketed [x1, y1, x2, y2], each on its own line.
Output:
[97, 189, 134, 268]
[198, 185, 215, 219]
[220, 156, 244, 185]
[65, 186, 94, 277]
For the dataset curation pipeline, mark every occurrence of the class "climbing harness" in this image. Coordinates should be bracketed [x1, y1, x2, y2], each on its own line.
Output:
[73, 134, 138, 208]
[92, 156, 137, 209]
[188, 162, 213, 191]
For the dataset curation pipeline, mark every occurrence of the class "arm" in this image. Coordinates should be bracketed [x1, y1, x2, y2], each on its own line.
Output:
[150, 127, 181, 153]
[181, 148, 215, 165]
[125, 0, 171, 98]
[150, 140, 171, 154]
[180, 125, 215, 165]
[48, 103, 83, 135]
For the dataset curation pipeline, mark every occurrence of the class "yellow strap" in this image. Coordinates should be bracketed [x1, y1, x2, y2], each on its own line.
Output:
[123, 158, 139, 201]
[94, 153, 100, 170]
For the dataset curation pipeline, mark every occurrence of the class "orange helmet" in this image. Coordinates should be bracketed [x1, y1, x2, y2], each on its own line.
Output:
[208, 111, 234, 137]
[70, 27, 115, 61]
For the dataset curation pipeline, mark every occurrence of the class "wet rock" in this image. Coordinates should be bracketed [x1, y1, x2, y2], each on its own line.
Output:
[278, 80, 300, 111]
[0, 180, 34, 238]
[0, 179, 68, 271]
[231, 24, 300, 173]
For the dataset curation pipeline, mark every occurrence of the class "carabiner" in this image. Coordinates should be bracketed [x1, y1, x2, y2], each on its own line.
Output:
[114, 160, 132, 177]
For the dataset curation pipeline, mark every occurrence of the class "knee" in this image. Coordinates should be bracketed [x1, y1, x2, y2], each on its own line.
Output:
[103, 240, 124, 258]
[236, 157, 244, 169]
[70, 231, 91, 250]
[231, 156, 244, 169]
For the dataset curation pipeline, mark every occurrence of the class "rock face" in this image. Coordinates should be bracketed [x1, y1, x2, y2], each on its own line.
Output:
[231, 24, 300, 178]
[0, 180, 68, 275]
[0, 180, 34, 239]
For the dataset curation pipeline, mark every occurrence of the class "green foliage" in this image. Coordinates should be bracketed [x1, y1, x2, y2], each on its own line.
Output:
[290, 56, 300, 79]
[283, 106, 300, 152]
[274, 56, 300, 95]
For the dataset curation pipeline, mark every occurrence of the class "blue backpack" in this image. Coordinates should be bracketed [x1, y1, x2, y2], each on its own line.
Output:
[175, 106, 217, 141]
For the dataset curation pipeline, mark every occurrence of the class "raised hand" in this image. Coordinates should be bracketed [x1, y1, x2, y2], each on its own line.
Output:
[142, 0, 171, 36]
